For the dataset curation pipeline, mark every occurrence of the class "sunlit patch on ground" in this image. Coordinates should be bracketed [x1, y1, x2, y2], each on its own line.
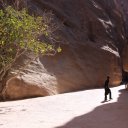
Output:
[0, 85, 127, 128]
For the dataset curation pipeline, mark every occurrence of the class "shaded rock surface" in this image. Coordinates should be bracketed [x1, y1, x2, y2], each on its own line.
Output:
[123, 44, 128, 72]
[1, 0, 128, 100]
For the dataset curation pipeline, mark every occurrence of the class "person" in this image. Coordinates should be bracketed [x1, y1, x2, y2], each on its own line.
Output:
[104, 76, 112, 101]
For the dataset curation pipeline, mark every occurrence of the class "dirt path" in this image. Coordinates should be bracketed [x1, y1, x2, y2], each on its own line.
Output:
[0, 85, 128, 128]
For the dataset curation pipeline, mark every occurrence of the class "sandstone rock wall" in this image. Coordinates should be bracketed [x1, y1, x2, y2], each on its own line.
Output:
[123, 44, 128, 72]
[1, 0, 128, 100]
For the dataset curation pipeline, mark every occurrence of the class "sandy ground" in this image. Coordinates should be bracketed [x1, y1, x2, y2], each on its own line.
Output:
[0, 85, 128, 128]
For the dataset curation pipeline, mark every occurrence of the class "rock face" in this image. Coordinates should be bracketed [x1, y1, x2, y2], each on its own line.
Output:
[123, 44, 128, 72]
[1, 0, 128, 100]
[2, 54, 58, 100]
[117, 0, 128, 72]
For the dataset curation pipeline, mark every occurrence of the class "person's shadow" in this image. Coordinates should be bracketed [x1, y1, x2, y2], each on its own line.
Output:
[55, 89, 128, 128]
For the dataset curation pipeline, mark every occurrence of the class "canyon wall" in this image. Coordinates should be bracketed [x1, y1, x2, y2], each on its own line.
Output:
[1, 0, 128, 100]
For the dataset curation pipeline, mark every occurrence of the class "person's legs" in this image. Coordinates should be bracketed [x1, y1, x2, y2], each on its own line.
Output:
[109, 89, 112, 99]
[125, 83, 128, 90]
[105, 95, 107, 101]
[105, 91, 107, 101]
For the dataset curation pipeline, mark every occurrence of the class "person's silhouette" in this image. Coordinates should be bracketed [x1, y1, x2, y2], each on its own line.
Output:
[104, 76, 112, 101]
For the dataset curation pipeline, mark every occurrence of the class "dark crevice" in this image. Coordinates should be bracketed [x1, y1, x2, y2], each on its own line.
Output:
[121, 70, 128, 85]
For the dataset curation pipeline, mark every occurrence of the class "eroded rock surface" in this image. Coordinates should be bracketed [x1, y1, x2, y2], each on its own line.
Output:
[1, 0, 128, 100]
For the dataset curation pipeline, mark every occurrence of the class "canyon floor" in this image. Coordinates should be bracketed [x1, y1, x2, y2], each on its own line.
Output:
[0, 85, 128, 128]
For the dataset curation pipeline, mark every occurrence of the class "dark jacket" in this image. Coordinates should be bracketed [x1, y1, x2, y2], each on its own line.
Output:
[104, 79, 109, 89]
[104, 79, 110, 95]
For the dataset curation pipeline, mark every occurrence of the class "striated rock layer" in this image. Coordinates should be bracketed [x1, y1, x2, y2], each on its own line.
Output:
[1, 0, 128, 100]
